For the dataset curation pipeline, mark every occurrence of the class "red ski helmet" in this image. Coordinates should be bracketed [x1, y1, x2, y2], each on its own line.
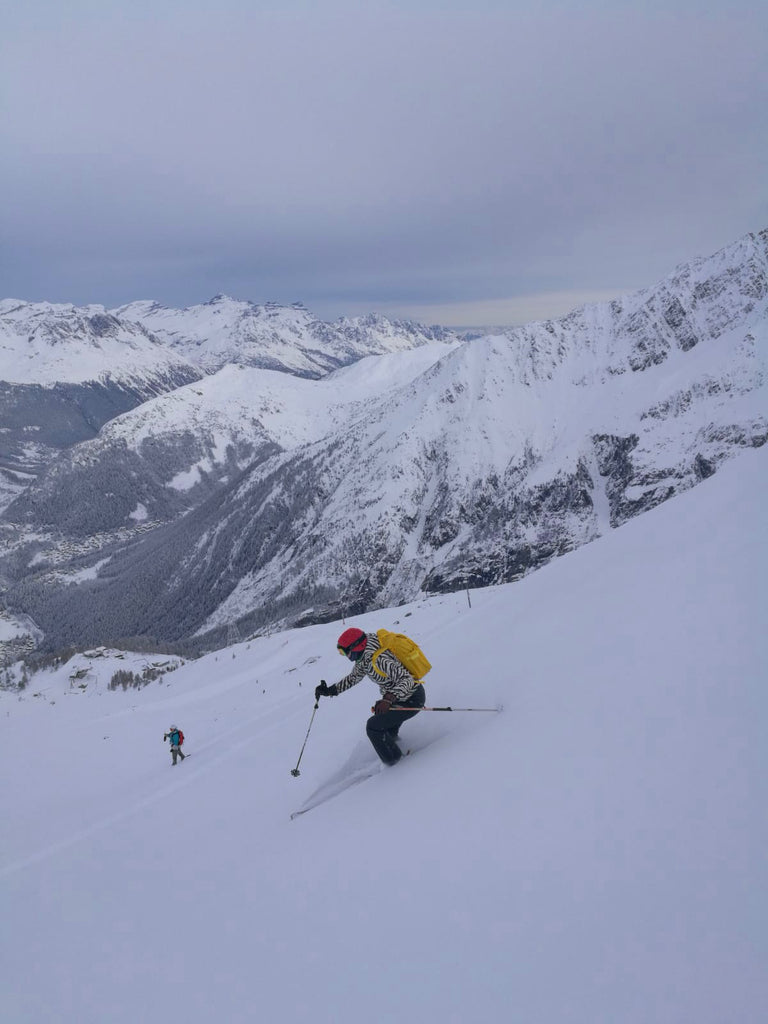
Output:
[337, 627, 367, 660]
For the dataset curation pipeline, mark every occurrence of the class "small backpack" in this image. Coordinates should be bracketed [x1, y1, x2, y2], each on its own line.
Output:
[371, 629, 432, 683]
[177, 730, 184, 746]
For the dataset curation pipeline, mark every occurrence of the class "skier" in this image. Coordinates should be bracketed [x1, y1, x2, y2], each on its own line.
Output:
[163, 725, 186, 765]
[315, 627, 425, 765]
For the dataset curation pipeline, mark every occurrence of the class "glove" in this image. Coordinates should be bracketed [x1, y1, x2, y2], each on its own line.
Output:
[163, 734, 167, 741]
[315, 680, 330, 700]
[373, 694, 395, 715]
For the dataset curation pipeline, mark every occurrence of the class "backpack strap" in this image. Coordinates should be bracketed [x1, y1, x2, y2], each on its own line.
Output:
[371, 648, 387, 679]
[370, 630, 392, 679]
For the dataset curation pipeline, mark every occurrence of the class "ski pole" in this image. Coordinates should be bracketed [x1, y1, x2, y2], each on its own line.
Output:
[388, 705, 502, 713]
[290, 701, 320, 777]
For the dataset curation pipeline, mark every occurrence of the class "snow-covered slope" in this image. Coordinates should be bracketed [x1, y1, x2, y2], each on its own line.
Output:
[0, 342, 457, 545]
[1, 446, 765, 1024]
[0, 296, 456, 516]
[54, 339, 460, 469]
[0, 300, 204, 512]
[113, 295, 458, 376]
[0, 299, 201, 388]
[2, 231, 765, 653]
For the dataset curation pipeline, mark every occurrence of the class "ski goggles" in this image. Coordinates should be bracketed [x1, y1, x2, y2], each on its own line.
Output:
[337, 642, 365, 661]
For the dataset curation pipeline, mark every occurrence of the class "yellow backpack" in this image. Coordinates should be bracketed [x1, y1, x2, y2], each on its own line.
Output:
[371, 629, 432, 683]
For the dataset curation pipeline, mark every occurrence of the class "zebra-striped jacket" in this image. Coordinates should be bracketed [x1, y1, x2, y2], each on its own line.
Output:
[331, 633, 418, 703]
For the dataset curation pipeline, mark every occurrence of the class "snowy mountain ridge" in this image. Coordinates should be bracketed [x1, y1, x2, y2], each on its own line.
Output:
[0, 342, 459, 550]
[0, 301, 205, 515]
[0, 298, 201, 387]
[1, 294, 457, 386]
[98, 341, 462, 456]
[0, 296, 457, 515]
[0, 229, 765, 655]
[111, 294, 459, 377]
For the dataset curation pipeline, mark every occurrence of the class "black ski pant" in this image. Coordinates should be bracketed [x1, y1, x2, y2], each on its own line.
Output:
[366, 685, 425, 765]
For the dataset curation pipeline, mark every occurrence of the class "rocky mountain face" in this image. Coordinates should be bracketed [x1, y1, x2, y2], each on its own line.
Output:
[0, 300, 204, 512]
[1, 231, 765, 655]
[0, 298, 455, 515]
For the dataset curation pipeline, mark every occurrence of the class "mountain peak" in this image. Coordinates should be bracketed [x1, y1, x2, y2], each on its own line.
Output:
[106, 298, 459, 377]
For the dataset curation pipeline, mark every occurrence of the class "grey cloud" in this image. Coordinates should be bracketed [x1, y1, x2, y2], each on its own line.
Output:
[2, 1, 766, 320]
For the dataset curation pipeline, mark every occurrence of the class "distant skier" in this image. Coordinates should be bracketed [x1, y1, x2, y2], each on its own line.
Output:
[163, 725, 186, 765]
[315, 627, 425, 765]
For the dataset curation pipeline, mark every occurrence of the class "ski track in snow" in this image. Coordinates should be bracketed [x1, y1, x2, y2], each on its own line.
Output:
[291, 762, 384, 818]
[0, 691, 307, 879]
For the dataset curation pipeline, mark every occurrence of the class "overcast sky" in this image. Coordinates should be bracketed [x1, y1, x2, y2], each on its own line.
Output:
[2, 0, 766, 326]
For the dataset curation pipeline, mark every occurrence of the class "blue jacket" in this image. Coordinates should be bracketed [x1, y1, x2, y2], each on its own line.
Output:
[166, 729, 182, 747]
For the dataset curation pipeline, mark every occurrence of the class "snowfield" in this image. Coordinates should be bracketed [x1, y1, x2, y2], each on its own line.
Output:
[1, 447, 766, 1024]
